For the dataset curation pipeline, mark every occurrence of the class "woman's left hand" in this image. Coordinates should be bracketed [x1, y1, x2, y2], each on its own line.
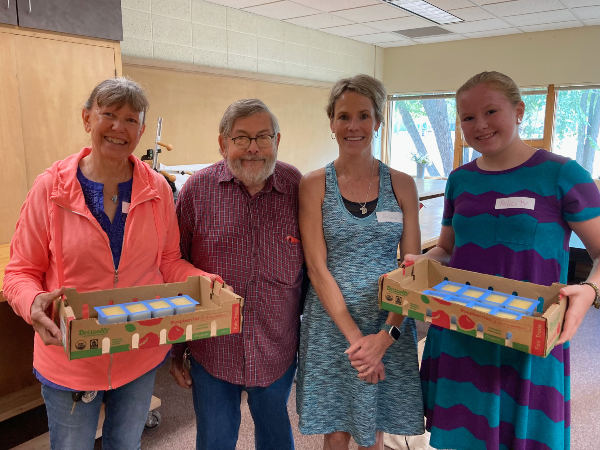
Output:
[345, 331, 393, 378]
[556, 284, 596, 344]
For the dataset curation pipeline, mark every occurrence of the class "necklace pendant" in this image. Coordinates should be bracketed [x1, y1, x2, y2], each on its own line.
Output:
[111, 195, 118, 204]
[360, 205, 367, 215]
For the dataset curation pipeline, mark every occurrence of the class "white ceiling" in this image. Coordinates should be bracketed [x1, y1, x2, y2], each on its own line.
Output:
[205, 0, 600, 47]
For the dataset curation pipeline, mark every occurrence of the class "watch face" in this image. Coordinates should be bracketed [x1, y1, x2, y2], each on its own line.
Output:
[390, 326, 401, 341]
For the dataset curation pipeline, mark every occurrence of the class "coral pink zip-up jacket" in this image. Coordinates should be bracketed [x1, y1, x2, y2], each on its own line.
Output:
[3, 148, 208, 391]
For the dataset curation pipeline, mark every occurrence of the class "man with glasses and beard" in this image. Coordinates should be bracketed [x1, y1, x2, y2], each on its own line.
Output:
[170, 99, 304, 450]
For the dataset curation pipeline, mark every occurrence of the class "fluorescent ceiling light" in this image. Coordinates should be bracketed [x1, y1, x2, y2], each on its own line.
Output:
[384, 0, 463, 25]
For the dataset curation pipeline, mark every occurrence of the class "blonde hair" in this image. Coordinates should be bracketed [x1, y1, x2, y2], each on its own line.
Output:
[326, 74, 386, 124]
[456, 71, 522, 114]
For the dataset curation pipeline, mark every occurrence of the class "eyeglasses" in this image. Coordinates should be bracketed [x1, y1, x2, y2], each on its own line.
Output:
[228, 134, 275, 150]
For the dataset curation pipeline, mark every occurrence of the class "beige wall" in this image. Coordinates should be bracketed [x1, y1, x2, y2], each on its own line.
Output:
[123, 63, 339, 175]
[383, 26, 600, 95]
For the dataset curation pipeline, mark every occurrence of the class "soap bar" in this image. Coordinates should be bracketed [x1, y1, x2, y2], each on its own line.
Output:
[462, 288, 485, 298]
[95, 305, 127, 325]
[492, 309, 523, 320]
[165, 295, 198, 314]
[145, 299, 175, 318]
[433, 281, 465, 293]
[482, 293, 510, 305]
[449, 298, 469, 306]
[505, 296, 539, 316]
[471, 304, 493, 314]
[124, 302, 152, 321]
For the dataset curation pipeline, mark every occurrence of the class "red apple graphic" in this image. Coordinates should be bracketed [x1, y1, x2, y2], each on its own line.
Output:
[431, 310, 450, 328]
[139, 332, 159, 348]
[431, 296, 451, 306]
[168, 325, 184, 342]
[458, 314, 475, 331]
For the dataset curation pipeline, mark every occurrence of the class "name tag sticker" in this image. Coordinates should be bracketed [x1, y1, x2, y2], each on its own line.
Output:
[122, 201, 130, 214]
[495, 197, 535, 210]
[376, 211, 403, 223]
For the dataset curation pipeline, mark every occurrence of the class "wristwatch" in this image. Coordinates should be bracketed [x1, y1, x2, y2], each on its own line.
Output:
[579, 281, 600, 309]
[381, 323, 401, 341]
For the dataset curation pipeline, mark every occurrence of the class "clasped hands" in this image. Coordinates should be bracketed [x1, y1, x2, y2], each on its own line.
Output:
[345, 331, 393, 385]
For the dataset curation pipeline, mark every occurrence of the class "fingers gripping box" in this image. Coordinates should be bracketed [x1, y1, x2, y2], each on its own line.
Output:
[378, 259, 566, 357]
[58, 276, 243, 361]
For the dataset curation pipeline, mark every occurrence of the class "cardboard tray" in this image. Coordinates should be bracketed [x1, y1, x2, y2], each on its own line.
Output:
[378, 259, 566, 357]
[58, 276, 243, 360]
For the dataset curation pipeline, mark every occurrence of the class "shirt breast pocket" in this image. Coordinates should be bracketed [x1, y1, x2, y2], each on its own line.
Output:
[495, 212, 539, 246]
[273, 239, 304, 286]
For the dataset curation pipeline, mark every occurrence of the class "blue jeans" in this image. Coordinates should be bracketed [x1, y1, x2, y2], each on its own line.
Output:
[41, 368, 157, 450]
[190, 356, 296, 450]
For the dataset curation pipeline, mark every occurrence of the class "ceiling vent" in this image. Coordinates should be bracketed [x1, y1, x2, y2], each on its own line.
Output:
[381, 0, 463, 25]
[392, 26, 454, 39]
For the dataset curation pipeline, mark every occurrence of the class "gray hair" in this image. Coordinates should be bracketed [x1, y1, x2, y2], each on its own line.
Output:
[83, 77, 149, 124]
[219, 99, 280, 138]
[456, 71, 522, 114]
[326, 74, 387, 125]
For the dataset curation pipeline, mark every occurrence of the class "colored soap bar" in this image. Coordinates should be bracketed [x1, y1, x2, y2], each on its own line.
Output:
[166, 295, 198, 314]
[449, 298, 469, 306]
[493, 310, 523, 320]
[485, 293, 510, 304]
[504, 296, 539, 316]
[95, 305, 128, 325]
[145, 299, 175, 318]
[472, 305, 493, 313]
[433, 281, 466, 293]
[463, 289, 485, 298]
[124, 302, 152, 321]
[509, 299, 533, 309]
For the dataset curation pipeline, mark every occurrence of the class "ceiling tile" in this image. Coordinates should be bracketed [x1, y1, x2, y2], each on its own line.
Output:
[206, 0, 274, 7]
[443, 17, 513, 33]
[321, 23, 381, 37]
[413, 34, 466, 43]
[503, 9, 578, 26]
[560, 0, 600, 6]
[426, 0, 474, 8]
[243, 1, 322, 20]
[582, 17, 600, 24]
[331, 4, 409, 23]
[483, 0, 566, 16]
[449, 6, 495, 21]
[375, 40, 418, 47]
[285, 13, 354, 28]
[572, 5, 600, 19]
[461, 28, 522, 38]
[291, 0, 379, 13]
[366, 15, 434, 32]
[519, 20, 583, 32]
[349, 32, 410, 44]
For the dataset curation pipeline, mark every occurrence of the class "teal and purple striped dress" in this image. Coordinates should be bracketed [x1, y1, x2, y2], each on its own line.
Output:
[421, 149, 600, 450]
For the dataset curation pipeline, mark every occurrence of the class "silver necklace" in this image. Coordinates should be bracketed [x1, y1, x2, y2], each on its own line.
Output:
[338, 158, 375, 215]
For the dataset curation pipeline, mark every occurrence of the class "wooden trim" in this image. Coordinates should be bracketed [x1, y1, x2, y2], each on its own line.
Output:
[543, 84, 557, 151]
[122, 56, 334, 89]
[0, 383, 43, 422]
[453, 115, 462, 169]
[0, 24, 120, 49]
[114, 42, 123, 77]
[0, 243, 9, 296]
[381, 102, 392, 165]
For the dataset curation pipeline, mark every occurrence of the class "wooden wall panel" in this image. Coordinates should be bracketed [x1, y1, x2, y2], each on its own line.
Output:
[123, 65, 339, 175]
[14, 35, 117, 189]
[0, 33, 29, 245]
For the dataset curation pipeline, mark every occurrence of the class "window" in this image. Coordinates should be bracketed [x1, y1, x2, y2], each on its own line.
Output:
[388, 94, 457, 177]
[553, 87, 600, 178]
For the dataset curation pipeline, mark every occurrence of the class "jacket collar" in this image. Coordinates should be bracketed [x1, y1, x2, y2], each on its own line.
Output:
[49, 147, 160, 214]
[217, 159, 288, 194]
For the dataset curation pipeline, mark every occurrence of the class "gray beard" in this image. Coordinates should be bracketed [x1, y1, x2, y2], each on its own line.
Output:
[226, 153, 277, 188]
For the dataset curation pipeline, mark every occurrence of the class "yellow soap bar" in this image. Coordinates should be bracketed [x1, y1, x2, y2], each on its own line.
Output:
[442, 284, 461, 292]
[473, 305, 492, 313]
[486, 293, 508, 304]
[148, 300, 171, 309]
[125, 303, 148, 313]
[496, 311, 518, 320]
[509, 299, 533, 310]
[451, 299, 468, 306]
[463, 289, 484, 298]
[102, 305, 125, 316]
[171, 298, 193, 306]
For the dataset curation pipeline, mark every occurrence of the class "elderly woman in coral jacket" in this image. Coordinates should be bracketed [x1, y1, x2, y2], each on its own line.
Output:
[3, 77, 220, 450]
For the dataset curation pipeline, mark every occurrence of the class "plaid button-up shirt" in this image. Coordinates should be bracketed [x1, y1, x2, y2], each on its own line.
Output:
[174, 159, 303, 387]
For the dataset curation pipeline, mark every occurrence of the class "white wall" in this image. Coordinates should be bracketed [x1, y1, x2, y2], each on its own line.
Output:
[121, 0, 381, 83]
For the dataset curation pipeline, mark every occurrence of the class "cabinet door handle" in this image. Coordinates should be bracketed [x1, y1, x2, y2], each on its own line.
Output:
[28, 0, 31, 12]
[6, 0, 9, 9]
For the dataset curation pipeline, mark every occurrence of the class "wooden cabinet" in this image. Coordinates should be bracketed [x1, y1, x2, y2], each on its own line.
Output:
[11, 0, 122, 40]
[0, 25, 121, 245]
[0, 0, 18, 25]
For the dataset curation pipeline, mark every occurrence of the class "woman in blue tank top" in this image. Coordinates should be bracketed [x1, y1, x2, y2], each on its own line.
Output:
[296, 74, 424, 449]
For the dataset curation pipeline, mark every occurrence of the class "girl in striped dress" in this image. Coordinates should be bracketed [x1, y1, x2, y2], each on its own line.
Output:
[407, 71, 600, 450]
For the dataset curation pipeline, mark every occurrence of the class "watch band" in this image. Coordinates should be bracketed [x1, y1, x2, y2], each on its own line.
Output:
[579, 281, 600, 309]
[380, 323, 401, 341]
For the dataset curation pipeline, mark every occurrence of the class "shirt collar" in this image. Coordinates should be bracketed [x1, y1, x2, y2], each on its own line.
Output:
[217, 159, 287, 194]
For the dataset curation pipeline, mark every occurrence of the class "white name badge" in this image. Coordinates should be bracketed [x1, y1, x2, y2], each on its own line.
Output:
[377, 211, 403, 223]
[495, 197, 535, 210]
[122, 201, 130, 214]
